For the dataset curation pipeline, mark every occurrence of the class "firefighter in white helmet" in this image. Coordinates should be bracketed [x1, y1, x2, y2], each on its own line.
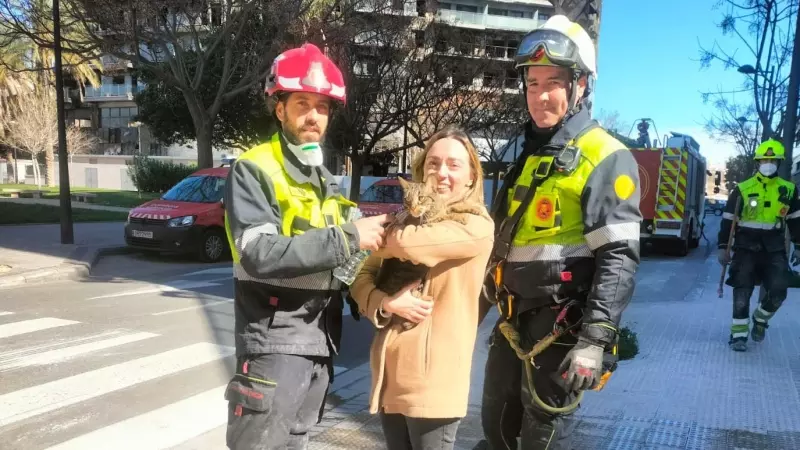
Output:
[479, 16, 642, 449]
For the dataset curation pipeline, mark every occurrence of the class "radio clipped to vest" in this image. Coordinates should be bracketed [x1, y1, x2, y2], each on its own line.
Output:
[553, 145, 581, 175]
[488, 121, 599, 320]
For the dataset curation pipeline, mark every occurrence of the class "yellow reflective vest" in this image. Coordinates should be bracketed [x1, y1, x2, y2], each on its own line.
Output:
[736, 173, 796, 230]
[506, 127, 632, 262]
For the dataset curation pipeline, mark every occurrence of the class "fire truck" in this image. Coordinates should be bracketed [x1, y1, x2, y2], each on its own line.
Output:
[628, 119, 707, 256]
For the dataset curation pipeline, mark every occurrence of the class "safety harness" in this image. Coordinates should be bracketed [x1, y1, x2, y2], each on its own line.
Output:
[488, 121, 617, 415]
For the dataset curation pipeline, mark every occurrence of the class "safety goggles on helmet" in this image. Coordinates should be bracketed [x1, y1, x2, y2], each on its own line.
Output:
[515, 29, 580, 70]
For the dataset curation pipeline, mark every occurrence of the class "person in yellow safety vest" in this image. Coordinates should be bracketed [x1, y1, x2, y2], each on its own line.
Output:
[222, 43, 389, 450]
[478, 15, 643, 450]
[717, 138, 800, 352]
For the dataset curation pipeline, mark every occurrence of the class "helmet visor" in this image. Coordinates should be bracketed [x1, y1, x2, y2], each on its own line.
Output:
[515, 29, 579, 69]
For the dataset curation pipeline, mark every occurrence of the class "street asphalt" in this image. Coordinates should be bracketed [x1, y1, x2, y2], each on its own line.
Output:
[9, 215, 797, 450]
[0, 250, 375, 449]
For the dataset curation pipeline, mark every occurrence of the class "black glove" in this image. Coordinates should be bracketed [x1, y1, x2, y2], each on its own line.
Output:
[557, 337, 604, 391]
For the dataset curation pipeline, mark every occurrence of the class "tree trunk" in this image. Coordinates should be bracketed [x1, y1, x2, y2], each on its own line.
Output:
[45, 147, 55, 187]
[349, 154, 365, 202]
[195, 123, 214, 169]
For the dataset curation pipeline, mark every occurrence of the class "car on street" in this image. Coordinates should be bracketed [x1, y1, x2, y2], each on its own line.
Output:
[125, 165, 231, 262]
[704, 198, 725, 216]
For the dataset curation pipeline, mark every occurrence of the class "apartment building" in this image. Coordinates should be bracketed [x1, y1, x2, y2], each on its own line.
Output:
[351, 0, 553, 173]
[62, 4, 232, 160]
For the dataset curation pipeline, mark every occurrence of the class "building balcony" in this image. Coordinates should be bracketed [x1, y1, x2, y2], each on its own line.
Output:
[84, 84, 144, 102]
[437, 9, 541, 32]
[101, 55, 133, 71]
[355, 0, 418, 16]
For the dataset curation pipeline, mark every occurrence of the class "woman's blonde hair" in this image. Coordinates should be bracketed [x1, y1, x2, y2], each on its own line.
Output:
[411, 125, 485, 205]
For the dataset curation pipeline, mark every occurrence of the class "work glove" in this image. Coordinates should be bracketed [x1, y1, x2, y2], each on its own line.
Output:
[557, 337, 605, 392]
[792, 249, 800, 267]
[718, 248, 731, 266]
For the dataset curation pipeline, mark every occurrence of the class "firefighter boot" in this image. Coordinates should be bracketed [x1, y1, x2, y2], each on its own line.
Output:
[751, 306, 775, 342]
[730, 288, 752, 352]
[729, 336, 747, 352]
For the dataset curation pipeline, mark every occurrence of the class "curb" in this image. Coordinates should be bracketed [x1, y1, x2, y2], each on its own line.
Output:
[0, 245, 134, 289]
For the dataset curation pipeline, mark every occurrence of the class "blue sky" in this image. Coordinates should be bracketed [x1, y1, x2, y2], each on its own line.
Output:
[593, 0, 752, 167]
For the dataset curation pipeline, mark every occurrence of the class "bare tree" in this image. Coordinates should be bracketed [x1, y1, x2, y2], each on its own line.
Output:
[31, 0, 322, 169]
[463, 93, 527, 201]
[0, 89, 96, 185]
[325, 2, 528, 199]
[0, 91, 56, 186]
[66, 125, 98, 162]
[699, 0, 797, 143]
[595, 108, 629, 135]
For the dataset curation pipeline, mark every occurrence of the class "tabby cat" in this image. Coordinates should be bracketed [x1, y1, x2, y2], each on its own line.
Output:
[374, 176, 484, 330]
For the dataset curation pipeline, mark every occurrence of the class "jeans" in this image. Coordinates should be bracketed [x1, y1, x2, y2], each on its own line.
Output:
[380, 412, 461, 450]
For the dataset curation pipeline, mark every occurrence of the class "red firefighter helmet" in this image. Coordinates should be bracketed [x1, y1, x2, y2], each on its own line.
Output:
[265, 43, 346, 105]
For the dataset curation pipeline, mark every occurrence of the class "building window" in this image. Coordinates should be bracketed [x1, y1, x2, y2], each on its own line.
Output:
[101, 107, 138, 128]
[210, 4, 222, 25]
[112, 76, 126, 85]
[455, 4, 477, 13]
[439, 2, 451, 9]
[414, 30, 425, 48]
[488, 8, 506, 16]
[483, 72, 497, 87]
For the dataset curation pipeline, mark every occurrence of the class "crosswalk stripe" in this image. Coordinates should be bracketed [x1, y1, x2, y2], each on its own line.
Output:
[88, 279, 226, 300]
[183, 267, 233, 277]
[0, 342, 235, 427]
[0, 331, 158, 372]
[44, 385, 228, 450]
[0, 318, 79, 339]
[0, 311, 14, 316]
[152, 299, 233, 316]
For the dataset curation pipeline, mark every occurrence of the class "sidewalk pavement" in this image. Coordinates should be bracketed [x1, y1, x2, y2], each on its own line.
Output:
[308, 247, 800, 449]
[0, 221, 129, 288]
[0, 197, 131, 212]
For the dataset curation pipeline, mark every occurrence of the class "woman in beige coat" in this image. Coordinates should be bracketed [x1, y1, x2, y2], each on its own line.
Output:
[350, 126, 495, 450]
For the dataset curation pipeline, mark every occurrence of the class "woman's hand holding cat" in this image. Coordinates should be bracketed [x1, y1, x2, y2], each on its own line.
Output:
[353, 214, 390, 251]
[382, 281, 433, 323]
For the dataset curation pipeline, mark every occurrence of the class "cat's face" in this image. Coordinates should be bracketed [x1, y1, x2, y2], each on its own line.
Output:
[398, 177, 439, 218]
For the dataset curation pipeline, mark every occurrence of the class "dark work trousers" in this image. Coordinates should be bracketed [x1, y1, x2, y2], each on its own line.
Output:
[481, 306, 580, 450]
[380, 412, 461, 450]
[481, 317, 523, 449]
[225, 353, 331, 450]
[728, 249, 789, 325]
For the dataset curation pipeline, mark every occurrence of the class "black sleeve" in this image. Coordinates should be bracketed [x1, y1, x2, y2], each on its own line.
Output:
[786, 183, 800, 245]
[579, 149, 643, 347]
[717, 187, 743, 249]
[224, 159, 359, 279]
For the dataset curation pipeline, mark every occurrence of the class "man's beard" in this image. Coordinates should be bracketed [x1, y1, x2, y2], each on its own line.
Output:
[283, 123, 320, 145]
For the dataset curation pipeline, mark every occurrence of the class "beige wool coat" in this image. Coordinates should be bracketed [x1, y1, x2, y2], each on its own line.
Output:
[350, 212, 494, 418]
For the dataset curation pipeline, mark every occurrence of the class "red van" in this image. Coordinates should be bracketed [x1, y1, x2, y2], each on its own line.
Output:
[125, 165, 231, 262]
[357, 176, 408, 217]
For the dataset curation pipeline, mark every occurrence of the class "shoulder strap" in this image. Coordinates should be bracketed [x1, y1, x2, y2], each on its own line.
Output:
[491, 121, 600, 262]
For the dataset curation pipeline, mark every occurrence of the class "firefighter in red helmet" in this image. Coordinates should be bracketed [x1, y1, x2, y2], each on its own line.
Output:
[223, 43, 389, 449]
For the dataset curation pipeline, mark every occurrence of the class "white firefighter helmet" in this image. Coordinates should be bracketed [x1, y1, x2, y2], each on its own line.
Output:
[515, 15, 597, 78]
